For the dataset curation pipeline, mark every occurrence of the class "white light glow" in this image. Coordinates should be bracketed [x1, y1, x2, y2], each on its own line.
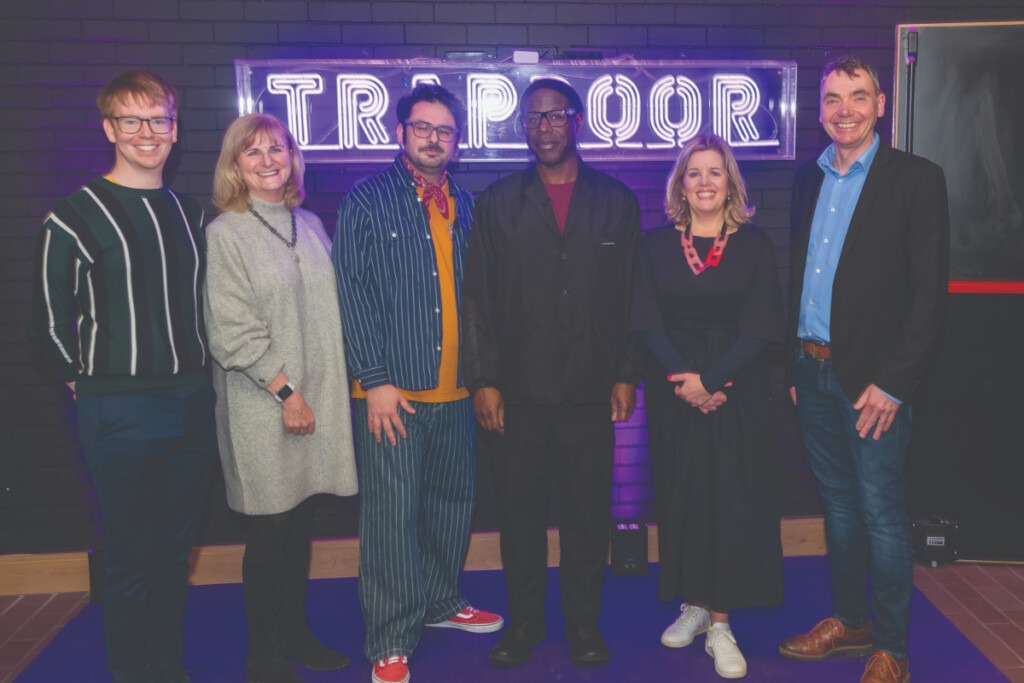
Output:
[266, 74, 324, 146]
[336, 74, 399, 150]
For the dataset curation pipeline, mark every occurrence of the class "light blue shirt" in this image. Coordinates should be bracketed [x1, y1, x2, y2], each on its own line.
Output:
[798, 133, 880, 343]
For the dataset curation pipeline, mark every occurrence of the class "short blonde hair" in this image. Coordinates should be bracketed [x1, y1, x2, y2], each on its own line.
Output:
[665, 134, 754, 229]
[213, 114, 306, 213]
[97, 68, 178, 118]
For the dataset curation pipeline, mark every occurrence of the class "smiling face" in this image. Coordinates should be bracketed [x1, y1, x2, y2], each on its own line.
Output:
[523, 87, 581, 171]
[397, 100, 458, 182]
[234, 129, 293, 203]
[102, 94, 177, 188]
[681, 149, 729, 222]
[819, 67, 885, 162]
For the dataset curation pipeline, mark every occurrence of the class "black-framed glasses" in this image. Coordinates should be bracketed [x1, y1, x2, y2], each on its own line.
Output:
[521, 108, 577, 129]
[404, 120, 458, 143]
[110, 116, 175, 135]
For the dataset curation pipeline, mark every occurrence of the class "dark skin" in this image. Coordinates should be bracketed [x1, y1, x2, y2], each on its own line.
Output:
[473, 88, 636, 435]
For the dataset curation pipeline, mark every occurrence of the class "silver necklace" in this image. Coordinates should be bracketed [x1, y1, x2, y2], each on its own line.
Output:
[248, 205, 299, 263]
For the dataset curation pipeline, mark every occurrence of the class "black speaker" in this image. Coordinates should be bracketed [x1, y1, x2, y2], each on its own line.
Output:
[610, 521, 648, 576]
[912, 517, 959, 567]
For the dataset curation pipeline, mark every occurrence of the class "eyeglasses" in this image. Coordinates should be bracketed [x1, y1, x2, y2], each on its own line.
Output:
[521, 108, 577, 129]
[109, 116, 175, 135]
[404, 120, 458, 143]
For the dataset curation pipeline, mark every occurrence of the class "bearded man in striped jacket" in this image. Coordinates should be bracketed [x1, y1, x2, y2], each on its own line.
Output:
[29, 69, 216, 683]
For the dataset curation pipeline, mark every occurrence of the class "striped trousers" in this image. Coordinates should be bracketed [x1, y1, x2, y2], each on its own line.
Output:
[352, 397, 475, 660]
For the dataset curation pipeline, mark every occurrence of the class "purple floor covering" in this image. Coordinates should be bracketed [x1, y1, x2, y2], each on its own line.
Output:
[19, 556, 1006, 682]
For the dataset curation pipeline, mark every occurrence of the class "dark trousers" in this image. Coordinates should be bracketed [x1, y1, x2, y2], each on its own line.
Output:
[794, 351, 914, 656]
[243, 498, 317, 653]
[491, 402, 614, 627]
[76, 384, 217, 683]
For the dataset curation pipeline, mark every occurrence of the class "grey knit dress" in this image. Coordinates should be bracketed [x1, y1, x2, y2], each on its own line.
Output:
[203, 197, 357, 514]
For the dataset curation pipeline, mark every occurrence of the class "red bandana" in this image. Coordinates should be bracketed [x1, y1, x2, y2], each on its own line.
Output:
[401, 154, 450, 220]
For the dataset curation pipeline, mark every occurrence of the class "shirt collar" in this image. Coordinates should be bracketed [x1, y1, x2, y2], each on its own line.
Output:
[817, 132, 881, 178]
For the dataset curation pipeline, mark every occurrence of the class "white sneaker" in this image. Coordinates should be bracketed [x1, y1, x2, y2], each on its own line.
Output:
[660, 603, 711, 648]
[705, 624, 747, 679]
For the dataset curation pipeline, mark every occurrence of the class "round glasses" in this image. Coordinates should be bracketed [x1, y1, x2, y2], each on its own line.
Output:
[110, 116, 176, 135]
[521, 108, 577, 129]
[404, 120, 458, 143]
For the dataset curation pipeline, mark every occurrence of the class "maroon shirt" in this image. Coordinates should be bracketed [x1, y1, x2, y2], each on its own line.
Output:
[543, 180, 575, 233]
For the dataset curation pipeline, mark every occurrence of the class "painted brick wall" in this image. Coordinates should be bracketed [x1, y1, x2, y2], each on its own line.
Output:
[1, 0, 1021, 553]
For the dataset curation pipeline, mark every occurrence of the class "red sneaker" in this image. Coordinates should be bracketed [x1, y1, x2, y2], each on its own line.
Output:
[372, 655, 409, 683]
[425, 606, 505, 633]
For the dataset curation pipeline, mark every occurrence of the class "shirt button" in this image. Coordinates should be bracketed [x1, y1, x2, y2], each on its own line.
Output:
[560, 288, 568, 296]
[433, 272, 438, 277]
[830, 207, 836, 213]
[436, 346, 442, 351]
[435, 308, 440, 313]
[815, 268, 820, 273]
[391, 232, 398, 237]
[809, 299, 815, 305]
[417, 197, 422, 202]
[560, 253, 568, 261]
[426, 234, 431, 240]
[823, 238, 829, 243]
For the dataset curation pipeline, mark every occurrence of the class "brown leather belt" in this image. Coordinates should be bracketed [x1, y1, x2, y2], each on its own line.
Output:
[801, 339, 832, 360]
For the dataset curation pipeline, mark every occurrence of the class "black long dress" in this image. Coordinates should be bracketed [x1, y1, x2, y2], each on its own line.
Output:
[631, 224, 785, 611]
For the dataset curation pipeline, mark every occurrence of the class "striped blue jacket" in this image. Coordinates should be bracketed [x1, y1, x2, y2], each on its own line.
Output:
[332, 157, 474, 391]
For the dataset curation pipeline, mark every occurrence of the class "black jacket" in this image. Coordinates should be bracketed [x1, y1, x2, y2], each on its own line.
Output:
[785, 143, 950, 402]
[462, 161, 642, 406]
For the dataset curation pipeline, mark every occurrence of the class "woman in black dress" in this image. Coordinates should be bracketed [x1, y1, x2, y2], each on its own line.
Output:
[631, 134, 784, 679]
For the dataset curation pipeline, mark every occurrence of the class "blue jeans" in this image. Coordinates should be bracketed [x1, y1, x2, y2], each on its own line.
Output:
[352, 398, 475, 661]
[794, 351, 913, 657]
[77, 384, 217, 683]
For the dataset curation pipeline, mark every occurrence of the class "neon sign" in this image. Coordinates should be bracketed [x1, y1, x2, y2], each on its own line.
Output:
[235, 59, 797, 163]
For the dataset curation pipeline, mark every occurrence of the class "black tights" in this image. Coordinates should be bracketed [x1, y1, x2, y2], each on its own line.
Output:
[242, 498, 317, 644]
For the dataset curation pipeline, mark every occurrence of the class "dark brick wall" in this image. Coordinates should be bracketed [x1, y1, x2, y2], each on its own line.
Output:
[2, 0, 1021, 553]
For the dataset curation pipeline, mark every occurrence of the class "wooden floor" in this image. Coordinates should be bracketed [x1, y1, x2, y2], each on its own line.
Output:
[4, 562, 1024, 682]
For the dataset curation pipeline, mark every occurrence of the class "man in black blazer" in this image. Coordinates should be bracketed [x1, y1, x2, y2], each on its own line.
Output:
[778, 57, 949, 683]
[462, 78, 640, 667]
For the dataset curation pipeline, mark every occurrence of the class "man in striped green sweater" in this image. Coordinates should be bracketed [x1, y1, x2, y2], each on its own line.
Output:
[29, 69, 216, 683]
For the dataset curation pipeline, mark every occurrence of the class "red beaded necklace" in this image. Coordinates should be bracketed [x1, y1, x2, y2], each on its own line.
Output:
[680, 223, 730, 275]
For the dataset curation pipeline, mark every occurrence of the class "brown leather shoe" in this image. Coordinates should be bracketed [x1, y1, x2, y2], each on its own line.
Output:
[779, 617, 873, 661]
[860, 650, 910, 683]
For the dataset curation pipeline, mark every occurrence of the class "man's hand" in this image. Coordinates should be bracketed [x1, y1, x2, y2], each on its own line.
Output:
[366, 384, 416, 445]
[610, 382, 636, 422]
[698, 391, 728, 414]
[789, 386, 797, 406]
[668, 372, 712, 407]
[66, 381, 77, 401]
[282, 390, 316, 435]
[473, 387, 505, 435]
[853, 383, 900, 440]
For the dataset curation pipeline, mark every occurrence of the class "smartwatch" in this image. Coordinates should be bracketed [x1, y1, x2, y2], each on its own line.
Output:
[273, 382, 295, 404]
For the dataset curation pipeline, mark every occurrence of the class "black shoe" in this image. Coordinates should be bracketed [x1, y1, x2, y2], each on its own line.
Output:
[247, 645, 305, 683]
[283, 627, 352, 670]
[488, 621, 546, 666]
[566, 621, 609, 666]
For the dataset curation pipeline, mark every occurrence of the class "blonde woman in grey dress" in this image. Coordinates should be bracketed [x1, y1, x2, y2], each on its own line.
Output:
[203, 113, 357, 683]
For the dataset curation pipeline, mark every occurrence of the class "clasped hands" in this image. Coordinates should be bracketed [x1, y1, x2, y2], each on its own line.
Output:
[667, 372, 729, 414]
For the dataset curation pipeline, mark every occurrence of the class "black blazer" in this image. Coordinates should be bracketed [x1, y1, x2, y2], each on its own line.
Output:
[785, 143, 950, 402]
[462, 162, 642, 406]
